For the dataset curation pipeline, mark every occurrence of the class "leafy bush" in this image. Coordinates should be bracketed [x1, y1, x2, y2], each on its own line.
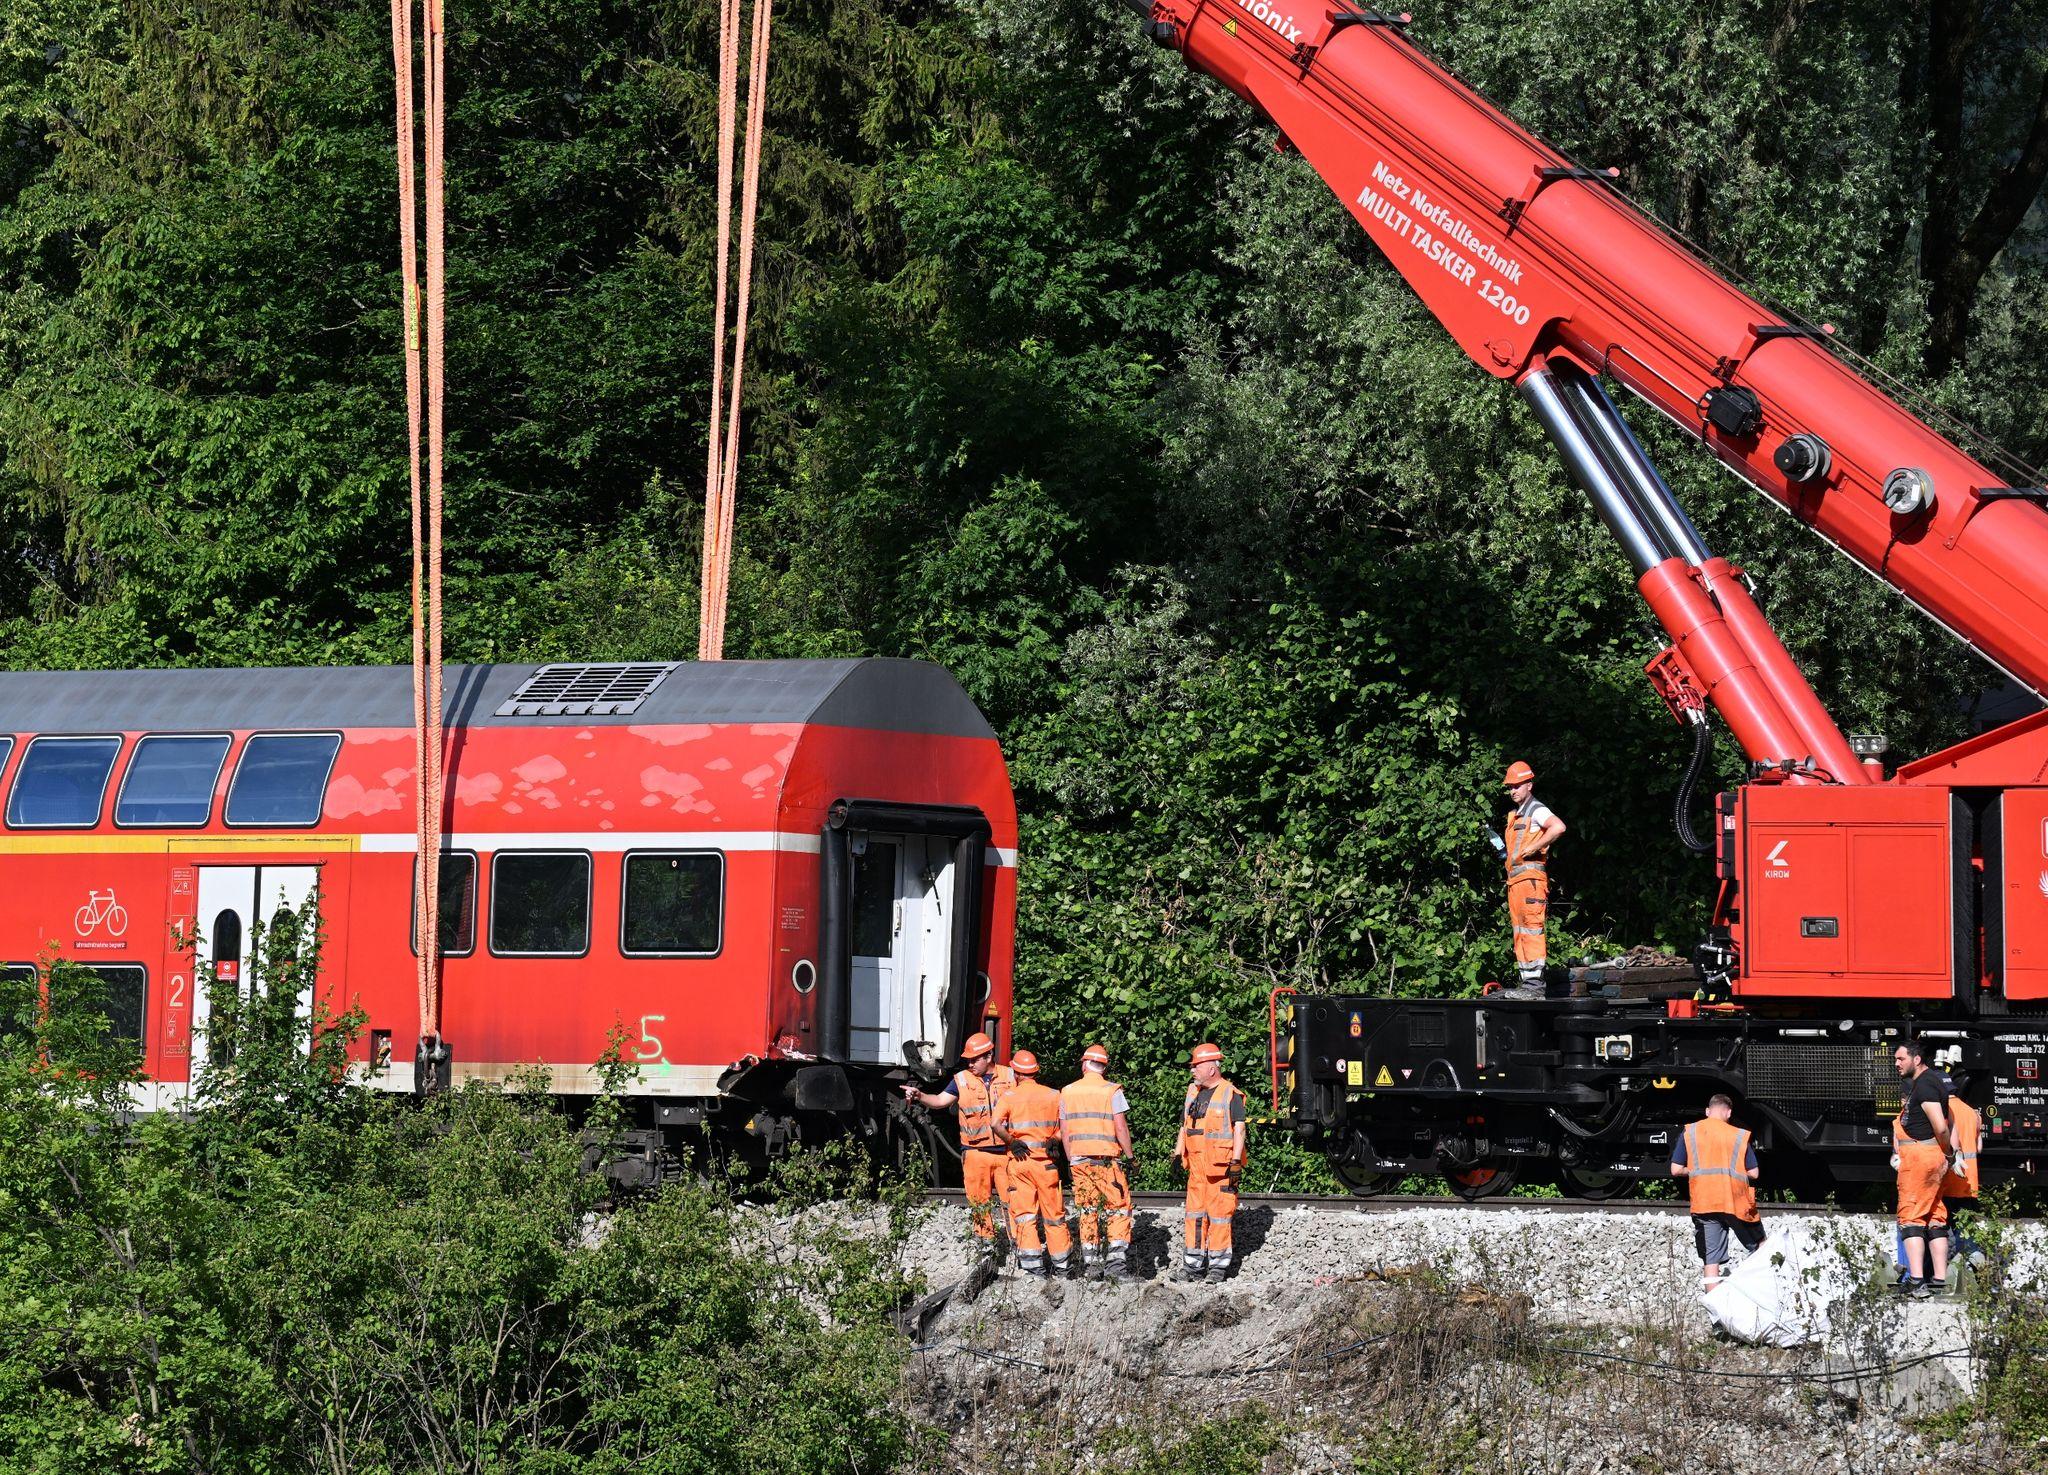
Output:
[1098, 1405, 1282, 1475]
[0, 934, 922, 1474]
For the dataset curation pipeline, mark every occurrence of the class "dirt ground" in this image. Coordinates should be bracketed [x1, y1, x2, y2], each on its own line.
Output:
[876, 1201, 2048, 1475]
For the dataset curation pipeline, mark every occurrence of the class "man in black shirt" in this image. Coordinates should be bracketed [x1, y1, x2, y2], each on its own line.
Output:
[1893, 1039, 1957, 1296]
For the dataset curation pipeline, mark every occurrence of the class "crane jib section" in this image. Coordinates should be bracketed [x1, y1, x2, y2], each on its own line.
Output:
[1141, 2, 2048, 726]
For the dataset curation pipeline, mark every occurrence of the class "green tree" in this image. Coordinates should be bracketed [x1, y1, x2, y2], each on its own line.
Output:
[0, 938, 922, 1472]
[1, 0, 2045, 1176]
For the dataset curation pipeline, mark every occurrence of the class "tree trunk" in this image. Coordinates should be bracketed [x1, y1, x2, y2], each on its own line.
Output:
[1922, 5, 2048, 376]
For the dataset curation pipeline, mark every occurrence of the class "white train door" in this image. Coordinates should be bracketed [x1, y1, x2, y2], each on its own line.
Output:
[189, 865, 321, 1064]
[846, 833, 955, 1069]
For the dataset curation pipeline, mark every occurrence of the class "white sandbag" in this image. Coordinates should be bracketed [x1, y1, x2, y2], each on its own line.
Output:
[1702, 1222, 1859, 1347]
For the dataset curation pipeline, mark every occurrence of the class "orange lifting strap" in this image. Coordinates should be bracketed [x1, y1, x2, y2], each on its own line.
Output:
[697, 0, 774, 661]
[392, 0, 448, 1084]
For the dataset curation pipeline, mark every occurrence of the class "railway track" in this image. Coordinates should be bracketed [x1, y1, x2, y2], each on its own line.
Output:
[921, 1188, 1852, 1216]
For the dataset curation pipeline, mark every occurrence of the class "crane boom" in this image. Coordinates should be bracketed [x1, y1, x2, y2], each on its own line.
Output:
[1133, 3, 2048, 764]
[1135, 1, 2048, 1008]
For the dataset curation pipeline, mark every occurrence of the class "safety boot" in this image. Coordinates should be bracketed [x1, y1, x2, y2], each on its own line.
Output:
[1171, 1262, 1207, 1284]
[1205, 1262, 1234, 1284]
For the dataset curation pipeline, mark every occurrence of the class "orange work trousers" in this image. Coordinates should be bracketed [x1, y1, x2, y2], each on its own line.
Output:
[961, 1147, 1012, 1244]
[1896, 1138, 1950, 1228]
[1508, 873, 1548, 978]
[1007, 1155, 1072, 1272]
[1070, 1158, 1132, 1262]
[1182, 1161, 1240, 1271]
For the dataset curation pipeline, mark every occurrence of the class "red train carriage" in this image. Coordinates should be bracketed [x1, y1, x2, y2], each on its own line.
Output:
[0, 658, 1017, 1167]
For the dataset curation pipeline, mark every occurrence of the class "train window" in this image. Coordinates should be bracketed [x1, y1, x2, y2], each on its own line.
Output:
[83, 964, 146, 1047]
[409, 852, 478, 957]
[0, 737, 14, 781]
[621, 851, 724, 957]
[224, 732, 341, 827]
[116, 734, 231, 826]
[1, 963, 33, 1046]
[6, 735, 122, 828]
[489, 852, 591, 957]
[851, 842, 899, 957]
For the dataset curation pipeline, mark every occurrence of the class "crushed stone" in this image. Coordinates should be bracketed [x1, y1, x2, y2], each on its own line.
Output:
[873, 1199, 2048, 1474]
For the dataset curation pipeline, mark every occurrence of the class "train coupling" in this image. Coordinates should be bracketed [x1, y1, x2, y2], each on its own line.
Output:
[413, 1033, 452, 1095]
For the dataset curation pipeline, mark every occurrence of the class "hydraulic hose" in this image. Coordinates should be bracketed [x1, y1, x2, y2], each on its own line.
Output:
[1674, 713, 1717, 855]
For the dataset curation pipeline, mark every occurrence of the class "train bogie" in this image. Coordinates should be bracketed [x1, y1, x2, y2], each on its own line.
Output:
[1278, 992, 2048, 1196]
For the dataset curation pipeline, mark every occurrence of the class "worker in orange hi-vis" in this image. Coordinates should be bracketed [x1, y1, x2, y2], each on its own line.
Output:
[1939, 1080, 1985, 1271]
[1890, 1068, 1987, 1285]
[1494, 760, 1566, 999]
[1173, 1042, 1247, 1284]
[1669, 1093, 1764, 1291]
[992, 1051, 1074, 1279]
[1892, 1039, 1958, 1297]
[903, 1031, 1015, 1260]
[1060, 1043, 1134, 1282]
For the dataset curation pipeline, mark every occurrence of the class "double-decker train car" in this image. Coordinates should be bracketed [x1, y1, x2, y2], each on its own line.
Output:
[0, 658, 1017, 1172]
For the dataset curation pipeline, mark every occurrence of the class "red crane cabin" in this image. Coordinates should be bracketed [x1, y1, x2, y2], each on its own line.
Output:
[0, 658, 1018, 1131]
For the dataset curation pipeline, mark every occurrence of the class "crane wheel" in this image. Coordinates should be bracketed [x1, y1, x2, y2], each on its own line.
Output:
[1556, 1164, 1638, 1201]
[1446, 1164, 1519, 1200]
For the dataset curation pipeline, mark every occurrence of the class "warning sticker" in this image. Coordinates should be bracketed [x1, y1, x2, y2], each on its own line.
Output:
[1374, 1065, 1395, 1086]
[1347, 1060, 1364, 1087]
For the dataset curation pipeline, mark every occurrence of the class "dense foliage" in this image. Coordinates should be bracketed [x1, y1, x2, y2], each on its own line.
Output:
[2, 0, 2045, 1173]
[0, 944, 923, 1473]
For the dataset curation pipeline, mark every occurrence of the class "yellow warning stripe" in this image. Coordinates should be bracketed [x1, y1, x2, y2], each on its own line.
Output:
[0, 834, 359, 856]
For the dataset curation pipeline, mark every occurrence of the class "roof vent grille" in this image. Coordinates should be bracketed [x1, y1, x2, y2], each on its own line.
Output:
[496, 662, 680, 717]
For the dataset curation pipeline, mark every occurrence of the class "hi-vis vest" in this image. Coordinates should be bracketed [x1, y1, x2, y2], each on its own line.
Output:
[1183, 1078, 1243, 1170]
[1946, 1096, 1982, 1197]
[1681, 1117, 1759, 1222]
[994, 1080, 1063, 1160]
[1060, 1074, 1123, 1161]
[953, 1064, 1016, 1148]
[1892, 1093, 1982, 1198]
[1505, 798, 1549, 883]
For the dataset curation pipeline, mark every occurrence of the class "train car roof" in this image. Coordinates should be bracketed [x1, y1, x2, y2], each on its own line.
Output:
[0, 658, 996, 740]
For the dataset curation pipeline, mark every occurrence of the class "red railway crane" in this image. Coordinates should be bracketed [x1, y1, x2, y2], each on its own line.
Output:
[1127, 2, 2048, 1193]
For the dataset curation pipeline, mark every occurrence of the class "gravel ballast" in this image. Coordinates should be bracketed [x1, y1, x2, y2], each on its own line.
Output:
[876, 1199, 2048, 1474]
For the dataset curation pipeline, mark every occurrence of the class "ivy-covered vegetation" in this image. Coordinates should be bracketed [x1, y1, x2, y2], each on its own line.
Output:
[2, 0, 2046, 1174]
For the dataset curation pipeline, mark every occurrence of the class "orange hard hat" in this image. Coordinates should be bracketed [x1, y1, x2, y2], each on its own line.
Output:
[1010, 1050, 1040, 1076]
[962, 1032, 995, 1059]
[1189, 1042, 1223, 1067]
[1502, 760, 1535, 787]
[1081, 1043, 1109, 1069]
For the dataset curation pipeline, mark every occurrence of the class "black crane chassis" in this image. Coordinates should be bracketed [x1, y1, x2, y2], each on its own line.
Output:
[1278, 995, 2048, 1198]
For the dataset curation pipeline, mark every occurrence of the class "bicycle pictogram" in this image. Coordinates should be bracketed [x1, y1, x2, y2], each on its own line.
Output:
[75, 888, 129, 938]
